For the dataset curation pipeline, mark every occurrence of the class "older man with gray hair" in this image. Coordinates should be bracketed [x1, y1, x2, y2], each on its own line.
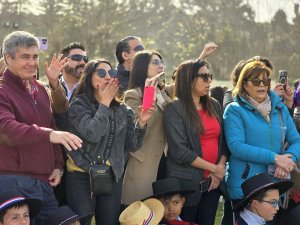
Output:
[0, 31, 82, 225]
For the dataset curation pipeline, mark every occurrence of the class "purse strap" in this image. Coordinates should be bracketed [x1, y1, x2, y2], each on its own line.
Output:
[80, 109, 116, 165]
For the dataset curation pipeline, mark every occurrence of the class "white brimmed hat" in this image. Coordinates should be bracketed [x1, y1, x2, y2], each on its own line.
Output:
[119, 198, 164, 225]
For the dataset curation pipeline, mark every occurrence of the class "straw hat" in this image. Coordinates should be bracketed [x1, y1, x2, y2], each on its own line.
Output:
[119, 198, 164, 225]
[234, 173, 293, 212]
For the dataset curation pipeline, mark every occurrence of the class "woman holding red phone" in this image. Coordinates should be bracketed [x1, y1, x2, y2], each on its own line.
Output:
[122, 51, 174, 206]
[163, 59, 228, 225]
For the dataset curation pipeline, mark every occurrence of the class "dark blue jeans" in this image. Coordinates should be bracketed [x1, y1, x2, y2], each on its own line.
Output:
[181, 189, 220, 225]
[66, 171, 122, 225]
[0, 175, 58, 225]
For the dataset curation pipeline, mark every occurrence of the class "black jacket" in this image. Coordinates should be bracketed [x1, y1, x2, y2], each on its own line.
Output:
[163, 98, 228, 206]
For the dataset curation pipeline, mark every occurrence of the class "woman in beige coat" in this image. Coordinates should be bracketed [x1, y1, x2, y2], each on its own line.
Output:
[122, 51, 172, 205]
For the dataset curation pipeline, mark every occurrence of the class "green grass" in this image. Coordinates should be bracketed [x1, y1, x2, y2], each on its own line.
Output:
[215, 198, 224, 225]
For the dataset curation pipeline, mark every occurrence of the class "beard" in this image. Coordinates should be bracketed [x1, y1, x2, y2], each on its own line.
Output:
[64, 64, 85, 79]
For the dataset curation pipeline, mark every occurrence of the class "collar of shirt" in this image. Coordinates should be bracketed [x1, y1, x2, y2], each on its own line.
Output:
[61, 76, 79, 101]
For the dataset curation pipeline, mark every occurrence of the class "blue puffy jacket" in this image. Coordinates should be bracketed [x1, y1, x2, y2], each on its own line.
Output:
[223, 91, 300, 200]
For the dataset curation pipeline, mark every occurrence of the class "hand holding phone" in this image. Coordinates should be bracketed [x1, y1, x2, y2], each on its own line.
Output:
[279, 70, 288, 90]
[142, 85, 155, 111]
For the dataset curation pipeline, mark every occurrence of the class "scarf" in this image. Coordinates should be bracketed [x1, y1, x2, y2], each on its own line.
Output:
[240, 208, 266, 225]
[247, 95, 271, 122]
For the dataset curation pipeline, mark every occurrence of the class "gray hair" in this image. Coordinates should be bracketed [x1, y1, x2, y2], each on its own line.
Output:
[2, 31, 39, 59]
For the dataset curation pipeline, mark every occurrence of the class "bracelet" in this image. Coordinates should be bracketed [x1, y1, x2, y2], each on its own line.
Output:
[60, 169, 64, 177]
[274, 155, 278, 164]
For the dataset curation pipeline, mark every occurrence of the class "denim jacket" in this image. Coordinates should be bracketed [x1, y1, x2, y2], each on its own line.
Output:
[67, 94, 146, 181]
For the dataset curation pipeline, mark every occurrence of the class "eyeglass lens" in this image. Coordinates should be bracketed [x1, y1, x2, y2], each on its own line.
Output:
[152, 59, 165, 66]
[96, 68, 117, 78]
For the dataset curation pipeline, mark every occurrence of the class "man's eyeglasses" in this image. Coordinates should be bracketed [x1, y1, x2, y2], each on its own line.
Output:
[131, 45, 145, 52]
[248, 77, 270, 86]
[67, 54, 89, 63]
[95, 68, 117, 78]
[260, 199, 280, 208]
[194, 73, 213, 82]
[151, 59, 165, 66]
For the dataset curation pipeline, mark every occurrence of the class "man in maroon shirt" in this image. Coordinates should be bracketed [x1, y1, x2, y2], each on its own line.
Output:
[0, 31, 82, 225]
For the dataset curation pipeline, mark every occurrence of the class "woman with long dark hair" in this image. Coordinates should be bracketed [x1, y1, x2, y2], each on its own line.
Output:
[65, 59, 155, 225]
[122, 51, 173, 205]
[164, 59, 227, 225]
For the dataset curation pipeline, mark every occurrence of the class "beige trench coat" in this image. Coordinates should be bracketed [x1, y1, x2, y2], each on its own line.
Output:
[121, 87, 168, 205]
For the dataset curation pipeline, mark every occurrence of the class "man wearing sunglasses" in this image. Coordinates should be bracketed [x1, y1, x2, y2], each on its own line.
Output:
[115, 36, 145, 97]
[51, 42, 87, 206]
[59, 42, 88, 102]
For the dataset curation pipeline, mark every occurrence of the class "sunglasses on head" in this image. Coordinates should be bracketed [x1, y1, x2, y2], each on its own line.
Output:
[131, 45, 145, 52]
[248, 77, 270, 86]
[67, 54, 89, 63]
[151, 58, 165, 66]
[194, 73, 213, 82]
[95, 68, 117, 78]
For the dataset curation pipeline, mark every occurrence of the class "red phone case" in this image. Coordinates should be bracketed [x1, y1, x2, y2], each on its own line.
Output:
[142, 86, 155, 110]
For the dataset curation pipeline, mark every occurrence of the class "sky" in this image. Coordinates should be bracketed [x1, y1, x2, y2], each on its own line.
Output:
[246, 0, 299, 23]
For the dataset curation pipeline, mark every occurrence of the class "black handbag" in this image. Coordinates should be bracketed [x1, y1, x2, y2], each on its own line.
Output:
[82, 111, 116, 197]
[89, 163, 113, 196]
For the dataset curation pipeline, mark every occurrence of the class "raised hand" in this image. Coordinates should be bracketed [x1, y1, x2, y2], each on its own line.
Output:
[137, 105, 156, 128]
[44, 53, 68, 89]
[198, 42, 218, 60]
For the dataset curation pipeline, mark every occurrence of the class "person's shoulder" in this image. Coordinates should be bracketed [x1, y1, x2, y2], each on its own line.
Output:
[124, 88, 142, 98]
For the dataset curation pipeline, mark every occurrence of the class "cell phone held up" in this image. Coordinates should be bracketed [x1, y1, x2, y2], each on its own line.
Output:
[279, 70, 288, 90]
[142, 85, 155, 111]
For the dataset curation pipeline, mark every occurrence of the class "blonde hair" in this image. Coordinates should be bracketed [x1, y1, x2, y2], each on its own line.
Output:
[232, 61, 272, 98]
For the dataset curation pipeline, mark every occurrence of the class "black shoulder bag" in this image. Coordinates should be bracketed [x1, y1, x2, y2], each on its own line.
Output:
[81, 111, 116, 197]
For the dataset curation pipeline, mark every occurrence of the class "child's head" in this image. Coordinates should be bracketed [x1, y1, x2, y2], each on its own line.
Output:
[0, 203, 29, 225]
[159, 193, 185, 221]
[151, 178, 196, 221]
[0, 190, 42, 225]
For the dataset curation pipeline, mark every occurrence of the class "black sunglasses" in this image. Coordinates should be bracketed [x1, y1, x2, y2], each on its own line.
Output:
[151, 58, 165, 66]
[131, 45, 145, 52]
[67, 54, 89, 63]
[95, 68, 117, 78]
[248, 77, 270, 86]
[195, 73, 213, 82]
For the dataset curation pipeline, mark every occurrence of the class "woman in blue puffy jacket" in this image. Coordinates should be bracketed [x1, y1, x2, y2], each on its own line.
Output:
[223, 60, 300, 207]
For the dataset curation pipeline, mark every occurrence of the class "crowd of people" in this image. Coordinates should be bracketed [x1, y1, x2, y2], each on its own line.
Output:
[0, 30, 300, 225]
